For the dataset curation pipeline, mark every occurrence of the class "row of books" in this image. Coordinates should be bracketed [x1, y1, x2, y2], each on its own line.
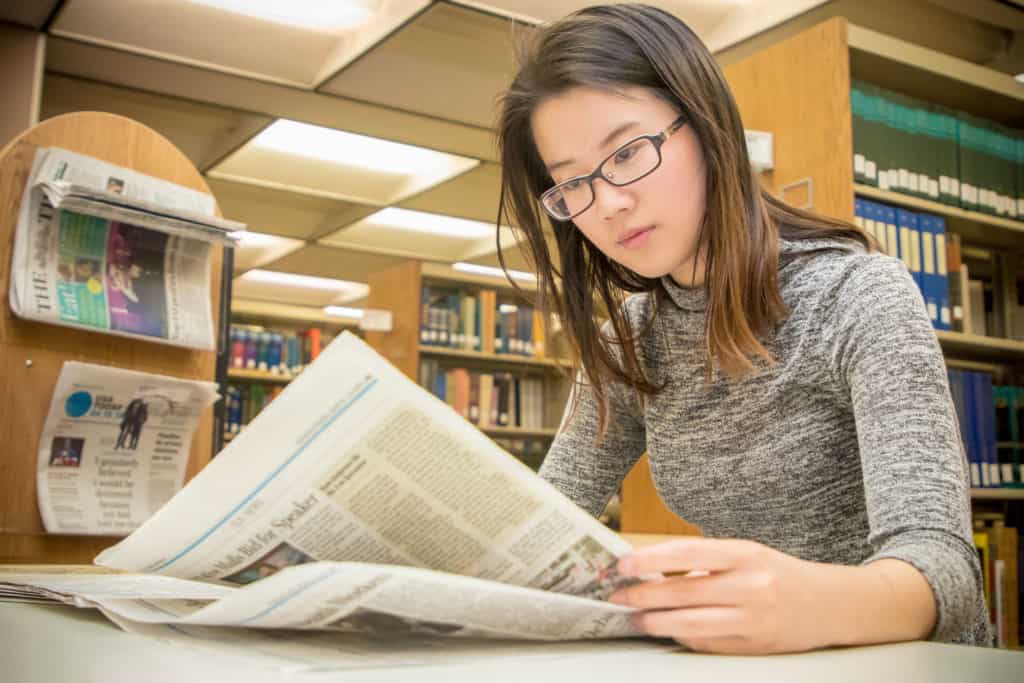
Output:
[420, 285, 546, 358]
[973, 510, 1021, 649]
[852, 81, 1023, 218]
[948, 371, 1024, 489]
[228, 325, 332, 375]
[853, 198, 951, 330]
[223, 382, 283, 436]
[419, 360, 548, 431]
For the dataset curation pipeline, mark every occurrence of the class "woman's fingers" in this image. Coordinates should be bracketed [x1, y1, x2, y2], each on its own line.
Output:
[634, 606, 750, 641]
[617, 537, 764, 576]
[609, 571, 746, 609]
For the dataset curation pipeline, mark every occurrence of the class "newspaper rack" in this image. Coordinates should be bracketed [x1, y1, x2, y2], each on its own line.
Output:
[0, 112, 226, 564]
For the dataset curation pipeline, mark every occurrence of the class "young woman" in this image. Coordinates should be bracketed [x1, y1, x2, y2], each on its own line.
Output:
[495, 4, 990, 654]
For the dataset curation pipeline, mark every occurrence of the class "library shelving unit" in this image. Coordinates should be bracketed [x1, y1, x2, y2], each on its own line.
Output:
[617, 17, 1024, 535]
[364, 260, 571, 450]
[221, 298, 360, 441]
[0, 112, 226, 564]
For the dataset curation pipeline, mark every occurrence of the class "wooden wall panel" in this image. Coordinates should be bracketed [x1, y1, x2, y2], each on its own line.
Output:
[724, 16, 854, 223]
[365, 260, 422, 380]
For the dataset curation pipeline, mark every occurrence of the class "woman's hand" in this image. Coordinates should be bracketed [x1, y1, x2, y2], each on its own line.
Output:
[608, 537, 935, 654]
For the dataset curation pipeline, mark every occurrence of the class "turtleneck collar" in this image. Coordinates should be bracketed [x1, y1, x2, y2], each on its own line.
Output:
[660, 274, 706, 311]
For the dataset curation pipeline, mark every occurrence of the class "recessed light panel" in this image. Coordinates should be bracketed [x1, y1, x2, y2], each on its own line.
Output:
[209, 120, 479, 205]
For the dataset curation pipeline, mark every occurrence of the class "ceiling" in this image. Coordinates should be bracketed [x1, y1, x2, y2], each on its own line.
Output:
[6, 0, 1024, 312]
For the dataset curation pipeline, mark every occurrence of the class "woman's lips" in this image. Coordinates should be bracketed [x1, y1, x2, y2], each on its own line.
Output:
[617, 226, 655, 248]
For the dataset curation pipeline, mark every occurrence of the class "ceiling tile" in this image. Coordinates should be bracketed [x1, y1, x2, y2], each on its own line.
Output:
[207, 177, 367, 241]
[50, 0, 429, 88]
[398, 162, 504, 224]
[262, 244, 408, 283]
[1, 0, 61, 29]
[231, 271, 368, 308]
[207, 120, 480, 205]
[319, 214, 487, 261]
[229, 233, 305, 274]
[449, 1, 739, 37]
[319, 2, 532, 128]
[40, 74, 272, 172]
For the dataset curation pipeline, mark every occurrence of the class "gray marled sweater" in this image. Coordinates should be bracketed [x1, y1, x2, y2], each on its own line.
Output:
[539, 237, 991, 646]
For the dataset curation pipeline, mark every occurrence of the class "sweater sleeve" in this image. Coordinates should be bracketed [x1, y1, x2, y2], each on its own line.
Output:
[831, 254, 990, 644]
[539, 326, 648, 517]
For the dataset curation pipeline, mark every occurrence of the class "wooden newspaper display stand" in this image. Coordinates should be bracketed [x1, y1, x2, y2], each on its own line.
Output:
[0, 112, 223, 564]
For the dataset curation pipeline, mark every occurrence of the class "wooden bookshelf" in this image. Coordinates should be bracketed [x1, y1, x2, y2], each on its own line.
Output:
[854, 184, 1024, 249]
[420, 346, 569, 369]
[481, 426, 558, 439]
[420, 261, 538, 293]
[846, 24, 1024, 126]
[937, 331, 1024, 363]
[971, 489, 1024, 501]
[231, 299, 362, 327]
[226, 368, 294, 384]
[366, 259, 570, 461]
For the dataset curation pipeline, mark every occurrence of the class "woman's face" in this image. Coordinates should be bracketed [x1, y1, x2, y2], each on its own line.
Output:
[530, 85, 707, 285]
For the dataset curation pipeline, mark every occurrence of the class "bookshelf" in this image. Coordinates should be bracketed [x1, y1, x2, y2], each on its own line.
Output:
[420, 345, 570, 369]
[226, 368, 292, 385]
[936, 331, 1024, 363]
[221, 300, 358, 440]
[973, 489, 1024, 502]
[365, 259, 571, 469]
[854, 184, 1024, 249]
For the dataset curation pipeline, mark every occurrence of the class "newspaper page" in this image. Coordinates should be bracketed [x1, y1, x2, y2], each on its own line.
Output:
[36, 361, 219, 536]
[91, 332, 644, 638]
[8, 147, 237, 350]
[1, 562, 638, 641]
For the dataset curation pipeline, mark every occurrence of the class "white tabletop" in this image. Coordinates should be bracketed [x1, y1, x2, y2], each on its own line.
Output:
[3, 602, 1023, 682]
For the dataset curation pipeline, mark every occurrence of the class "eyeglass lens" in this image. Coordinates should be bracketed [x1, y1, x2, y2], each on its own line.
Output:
[543, 137, 661, 220]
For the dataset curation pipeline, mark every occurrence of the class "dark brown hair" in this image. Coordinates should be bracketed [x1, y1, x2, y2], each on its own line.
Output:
[496, 4, 870, 434]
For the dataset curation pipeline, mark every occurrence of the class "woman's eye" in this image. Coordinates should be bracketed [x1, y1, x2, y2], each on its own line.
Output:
[561, 179, 584, 192]
[614, 145, 638, 163]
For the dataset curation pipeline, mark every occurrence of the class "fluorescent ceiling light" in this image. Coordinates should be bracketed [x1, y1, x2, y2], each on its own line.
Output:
[187, 0, 375, 31]
[366, 208, 494, 239]
[324, 306, 365, 319]
[239, 269, 367, 294]
[452, 262, 537, 282]
[498, 304, 519, 314]
[251, 120, 458, 175]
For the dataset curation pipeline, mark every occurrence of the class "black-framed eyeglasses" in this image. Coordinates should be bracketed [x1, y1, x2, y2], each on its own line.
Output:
[539, 115, 689, 221]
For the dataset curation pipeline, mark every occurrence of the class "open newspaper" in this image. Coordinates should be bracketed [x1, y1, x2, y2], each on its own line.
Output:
[8, 147, 245, 350]
[3, 333, 647, 643]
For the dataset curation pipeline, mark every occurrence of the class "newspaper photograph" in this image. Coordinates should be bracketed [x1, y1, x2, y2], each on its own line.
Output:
[8, 147, 243, 350]
[7, 333, 656, 643]
[36, 361, 219, 536]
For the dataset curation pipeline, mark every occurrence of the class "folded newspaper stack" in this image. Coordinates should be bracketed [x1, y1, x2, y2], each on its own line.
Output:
[8, 146, 245, 350]
[2, 333, 644, 642]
